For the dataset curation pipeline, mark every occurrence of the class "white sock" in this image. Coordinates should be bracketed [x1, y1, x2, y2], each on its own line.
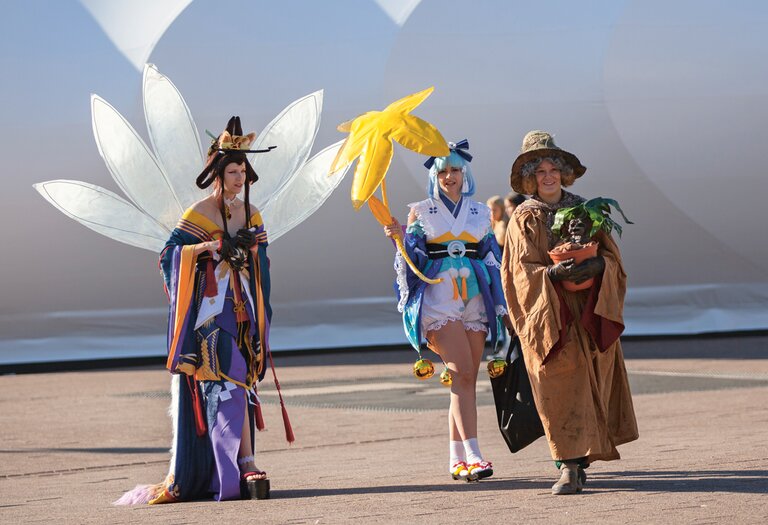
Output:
[463, 438, 483, 464]
[450, 440, 465, 469]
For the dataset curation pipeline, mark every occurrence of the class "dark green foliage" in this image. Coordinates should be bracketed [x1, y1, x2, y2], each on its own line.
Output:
[552, 197, 633, 240]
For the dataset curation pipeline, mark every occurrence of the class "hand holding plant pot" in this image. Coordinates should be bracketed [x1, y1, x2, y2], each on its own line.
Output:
[548, 197, 632, 291]
[546, 258, 576, 281]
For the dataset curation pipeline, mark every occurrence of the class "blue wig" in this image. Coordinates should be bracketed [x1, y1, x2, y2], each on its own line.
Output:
[426, 150, 476, 199]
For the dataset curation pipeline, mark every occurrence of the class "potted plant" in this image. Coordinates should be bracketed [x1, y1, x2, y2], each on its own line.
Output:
[548, 197, 632, 291]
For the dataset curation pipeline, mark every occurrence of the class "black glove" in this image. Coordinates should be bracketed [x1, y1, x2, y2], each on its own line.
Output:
[547, 259, 575, 281]
[569, 256, 605, 284]
[234, 228, 257, 249]
[219, 235, 248, 271]
[219, 235, 237, 261]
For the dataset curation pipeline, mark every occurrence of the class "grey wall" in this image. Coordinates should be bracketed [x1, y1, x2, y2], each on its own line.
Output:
[1, 0, 766, 362]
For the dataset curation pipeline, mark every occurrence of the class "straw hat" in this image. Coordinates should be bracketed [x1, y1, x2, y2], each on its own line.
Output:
[509, 130, 586, 193]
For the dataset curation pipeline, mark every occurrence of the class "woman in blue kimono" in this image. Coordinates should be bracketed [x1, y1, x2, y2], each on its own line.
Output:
[384, 141, 513, 482]
[116, 116, 291, 504]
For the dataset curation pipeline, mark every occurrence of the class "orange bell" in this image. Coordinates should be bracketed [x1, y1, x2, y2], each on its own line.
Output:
[413, 359, 435, 380]
[487, 359, 507, 379]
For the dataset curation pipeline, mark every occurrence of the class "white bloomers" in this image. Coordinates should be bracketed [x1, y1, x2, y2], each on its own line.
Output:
[421, 269, 488, 334]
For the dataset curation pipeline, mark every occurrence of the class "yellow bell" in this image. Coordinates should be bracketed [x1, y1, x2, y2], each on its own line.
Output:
[487, 359, 507, 379]
[413, 359, 435, 380]
[439, 367, 452, 387]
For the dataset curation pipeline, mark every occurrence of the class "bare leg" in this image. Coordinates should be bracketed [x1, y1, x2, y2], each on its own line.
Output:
[238, 404, 266, 480]
[449, 410, 461, 441]
[429, 321, 477, 440]
[466, 329, 488, 385]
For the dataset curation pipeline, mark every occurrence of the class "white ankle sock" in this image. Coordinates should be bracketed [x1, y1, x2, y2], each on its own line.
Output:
[463, 438, 483, 464]
[450, 440, 465, 469]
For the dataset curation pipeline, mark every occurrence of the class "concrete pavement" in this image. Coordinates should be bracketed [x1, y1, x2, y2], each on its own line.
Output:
[1, 335, 767, 524]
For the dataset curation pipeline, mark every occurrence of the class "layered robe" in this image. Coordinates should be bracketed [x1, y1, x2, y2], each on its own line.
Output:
[118, 208, 272, 504]
[500, 191, 638, 463]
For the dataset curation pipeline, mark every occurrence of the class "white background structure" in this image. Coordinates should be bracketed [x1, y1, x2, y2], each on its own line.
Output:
[0, 0, 766, 364]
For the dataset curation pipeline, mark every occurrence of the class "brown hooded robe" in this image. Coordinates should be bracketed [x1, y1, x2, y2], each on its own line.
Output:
[500, 193, 638, 463]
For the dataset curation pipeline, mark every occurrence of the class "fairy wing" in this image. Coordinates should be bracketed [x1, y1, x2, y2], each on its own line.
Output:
[261, 140, 350, 242]
[33, 180, 169, 252]
[142, 63, 207, 210]
[91, 94, 183, 230]
[36, 64, 345, 251]
[249, 91, 322, 210]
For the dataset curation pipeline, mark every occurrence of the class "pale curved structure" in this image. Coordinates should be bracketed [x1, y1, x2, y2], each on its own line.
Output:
[34, 65, 348, 251]
[1, 1, 766, 365]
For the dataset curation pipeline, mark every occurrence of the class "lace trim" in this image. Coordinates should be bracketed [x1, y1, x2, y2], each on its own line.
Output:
[394, 252, 409, 313]
[424, 318, 488, 334]
[237, 455, 254, 466]
[495, 305, 508, 316]
[483, 252, 501, 270]
[474, 202, 492, 238]
[406, 220, 425, 237]
[424, 316, 462, 333]
[409, 200, 438, 239]
[464, 321, 488, 333]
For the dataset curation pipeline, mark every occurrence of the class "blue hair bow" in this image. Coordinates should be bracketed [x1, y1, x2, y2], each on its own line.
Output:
[423, 139, 472, 169]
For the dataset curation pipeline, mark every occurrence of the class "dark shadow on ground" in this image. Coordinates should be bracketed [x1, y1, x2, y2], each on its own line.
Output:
[620, 333, 768, 360]
[272, 332, 768, 368]
[0, 447, 168, 454]
[3, 332, 765, 375]
[588, 469, 768, 494]
[272, 477, 551, 499]
[271, 469, 768, 499]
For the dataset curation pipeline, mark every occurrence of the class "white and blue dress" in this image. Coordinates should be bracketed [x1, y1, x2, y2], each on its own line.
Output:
[395, 194, 507, 351]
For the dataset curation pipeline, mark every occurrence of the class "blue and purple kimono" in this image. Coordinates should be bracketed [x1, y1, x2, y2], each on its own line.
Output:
[152, 207, 271, 503]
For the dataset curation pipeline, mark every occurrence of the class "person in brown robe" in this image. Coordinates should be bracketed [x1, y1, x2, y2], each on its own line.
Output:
[500, 130, 638, 495]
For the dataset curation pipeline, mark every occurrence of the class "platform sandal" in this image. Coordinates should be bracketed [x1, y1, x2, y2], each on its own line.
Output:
[466, 460, 493, 481]
[238, 456, 270, 499]
[450, 461, 470, 481]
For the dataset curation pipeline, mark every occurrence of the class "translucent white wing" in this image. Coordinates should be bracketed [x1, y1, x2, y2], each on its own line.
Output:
[142, 64, 206, 210]
[250, 91, 322, 209]
[91, 94, 184, 230]
[33, 180, 169, 252]
[261, 140, 349, 243]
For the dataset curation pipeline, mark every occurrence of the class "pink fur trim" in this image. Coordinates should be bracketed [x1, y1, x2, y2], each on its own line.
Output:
[112, 484, 160, 506]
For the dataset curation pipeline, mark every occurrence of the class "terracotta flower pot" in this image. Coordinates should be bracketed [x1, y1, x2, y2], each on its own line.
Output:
[548, 241, 599, 291]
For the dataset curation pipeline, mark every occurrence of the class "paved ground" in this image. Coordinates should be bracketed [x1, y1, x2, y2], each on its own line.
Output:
[1, 334, 767, 524]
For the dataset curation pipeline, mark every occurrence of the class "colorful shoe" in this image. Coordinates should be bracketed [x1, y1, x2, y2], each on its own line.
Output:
[466, 460, 493, 481]
[450, 461, 469, 481]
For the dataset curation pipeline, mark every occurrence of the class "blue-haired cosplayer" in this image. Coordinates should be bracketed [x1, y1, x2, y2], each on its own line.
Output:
[395, 140, 508, 361]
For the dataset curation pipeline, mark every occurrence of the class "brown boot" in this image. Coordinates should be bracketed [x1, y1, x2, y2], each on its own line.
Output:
[552, 462, 582, 495]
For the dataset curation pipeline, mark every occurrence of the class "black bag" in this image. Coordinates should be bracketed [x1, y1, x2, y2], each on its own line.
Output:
[490, 335, 545, 453]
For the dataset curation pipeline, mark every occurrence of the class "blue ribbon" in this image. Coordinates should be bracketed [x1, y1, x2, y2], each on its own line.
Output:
[424, 139, 472, 169]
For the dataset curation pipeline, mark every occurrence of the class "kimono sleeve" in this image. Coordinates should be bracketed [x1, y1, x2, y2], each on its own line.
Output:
[477, 231, 507, 313]
[394, 219, 430, 312]
[160, 228, 192, 294]
[248, 210, 272, 322]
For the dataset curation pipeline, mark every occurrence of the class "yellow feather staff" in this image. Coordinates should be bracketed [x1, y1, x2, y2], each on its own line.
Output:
[330, 87, 450, 284]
